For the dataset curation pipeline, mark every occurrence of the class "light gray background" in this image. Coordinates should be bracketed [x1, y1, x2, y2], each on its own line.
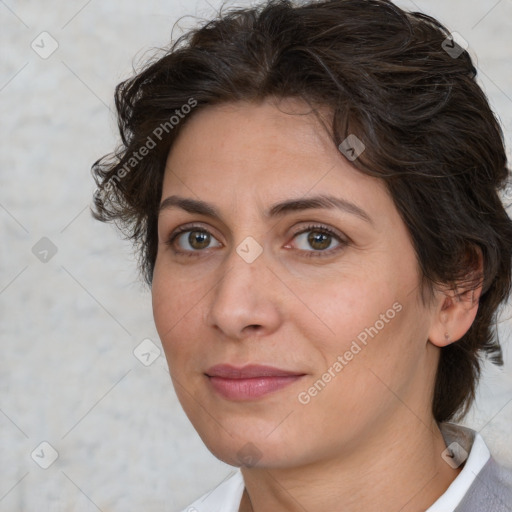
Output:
[1, 0, 511, 511]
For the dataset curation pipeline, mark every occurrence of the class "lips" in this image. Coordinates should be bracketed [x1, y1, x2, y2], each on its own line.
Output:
[205, 364, 305, 379]
[205, 364, 306, 401]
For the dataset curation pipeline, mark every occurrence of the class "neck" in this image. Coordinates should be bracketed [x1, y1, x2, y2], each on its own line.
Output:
[239, 415, 461, 512]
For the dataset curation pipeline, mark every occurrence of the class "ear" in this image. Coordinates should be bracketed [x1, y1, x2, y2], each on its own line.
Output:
[428, 246, 483, 348]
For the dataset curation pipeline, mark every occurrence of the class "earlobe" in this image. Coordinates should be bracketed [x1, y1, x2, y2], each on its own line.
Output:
[428, 247, 483, 348]
[429, 286, 481, 347]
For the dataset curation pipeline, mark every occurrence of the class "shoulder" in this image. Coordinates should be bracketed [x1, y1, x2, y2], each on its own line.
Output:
[178, 469, 245, 512]
[434, 422, 512, 512]
[455, 457, 512, 512]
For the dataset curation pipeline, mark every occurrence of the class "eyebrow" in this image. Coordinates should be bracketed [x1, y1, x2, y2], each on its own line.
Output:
[159, 194, 373, 225]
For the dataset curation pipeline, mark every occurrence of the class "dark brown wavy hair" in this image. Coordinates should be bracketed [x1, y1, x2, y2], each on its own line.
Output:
[91, 0, 512, 423]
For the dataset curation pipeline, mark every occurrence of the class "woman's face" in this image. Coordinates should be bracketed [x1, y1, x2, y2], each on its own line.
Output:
[152, 98, 441, 468]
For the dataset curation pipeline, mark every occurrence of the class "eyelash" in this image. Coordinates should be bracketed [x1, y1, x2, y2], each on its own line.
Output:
[166, 223, 347, 259]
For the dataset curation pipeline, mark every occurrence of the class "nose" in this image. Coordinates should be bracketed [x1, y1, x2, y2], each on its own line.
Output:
[205, 244, 282, 340]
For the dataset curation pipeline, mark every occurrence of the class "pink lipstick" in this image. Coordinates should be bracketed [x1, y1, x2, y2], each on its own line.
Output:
[205, 364, 305, 401]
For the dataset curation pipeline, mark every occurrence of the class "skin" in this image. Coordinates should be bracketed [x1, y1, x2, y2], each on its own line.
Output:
[151, 97, 482, 512]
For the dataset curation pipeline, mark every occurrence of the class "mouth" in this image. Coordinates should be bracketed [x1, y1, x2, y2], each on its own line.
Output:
[205, 364, 306, 401]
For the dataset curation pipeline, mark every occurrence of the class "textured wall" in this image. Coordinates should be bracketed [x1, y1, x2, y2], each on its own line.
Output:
[1, 0, 511, 511]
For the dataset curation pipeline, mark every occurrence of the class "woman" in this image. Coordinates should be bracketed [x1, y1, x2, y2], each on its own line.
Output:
[92, 0, 512, 510]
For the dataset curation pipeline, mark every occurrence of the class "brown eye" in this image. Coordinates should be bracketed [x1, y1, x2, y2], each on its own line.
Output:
[307, 231, 332, 250]
[293, 227, 341, 253]
[188, 230, 211, 250]
[169, 227, 222, 253]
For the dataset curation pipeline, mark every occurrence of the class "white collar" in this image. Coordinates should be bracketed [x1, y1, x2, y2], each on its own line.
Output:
[426, 422, 490, 511]
[182, 469, 244, 512]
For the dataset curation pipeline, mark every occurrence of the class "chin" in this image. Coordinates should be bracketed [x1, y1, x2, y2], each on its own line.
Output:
[198, 426, 281, 466]
[203, 426, 316, 470]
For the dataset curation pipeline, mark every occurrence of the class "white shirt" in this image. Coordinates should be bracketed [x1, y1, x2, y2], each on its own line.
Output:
[426, 423, 490, 511]
[179, 423, 491, 512]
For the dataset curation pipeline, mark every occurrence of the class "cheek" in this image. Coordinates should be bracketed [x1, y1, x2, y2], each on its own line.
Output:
[297, 268, 399, 350]
[327, 283, 426, 397]
[300, 255, 423, 383]
[151, 263, 203, 362]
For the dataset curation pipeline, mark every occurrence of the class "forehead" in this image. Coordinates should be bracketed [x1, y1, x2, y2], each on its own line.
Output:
[165, 98, 332, 173]
[162, 98, 391, 218]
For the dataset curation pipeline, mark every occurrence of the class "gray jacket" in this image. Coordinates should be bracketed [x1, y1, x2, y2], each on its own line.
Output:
[440, 423, 512, 511]
[454, 457, 512, 511]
